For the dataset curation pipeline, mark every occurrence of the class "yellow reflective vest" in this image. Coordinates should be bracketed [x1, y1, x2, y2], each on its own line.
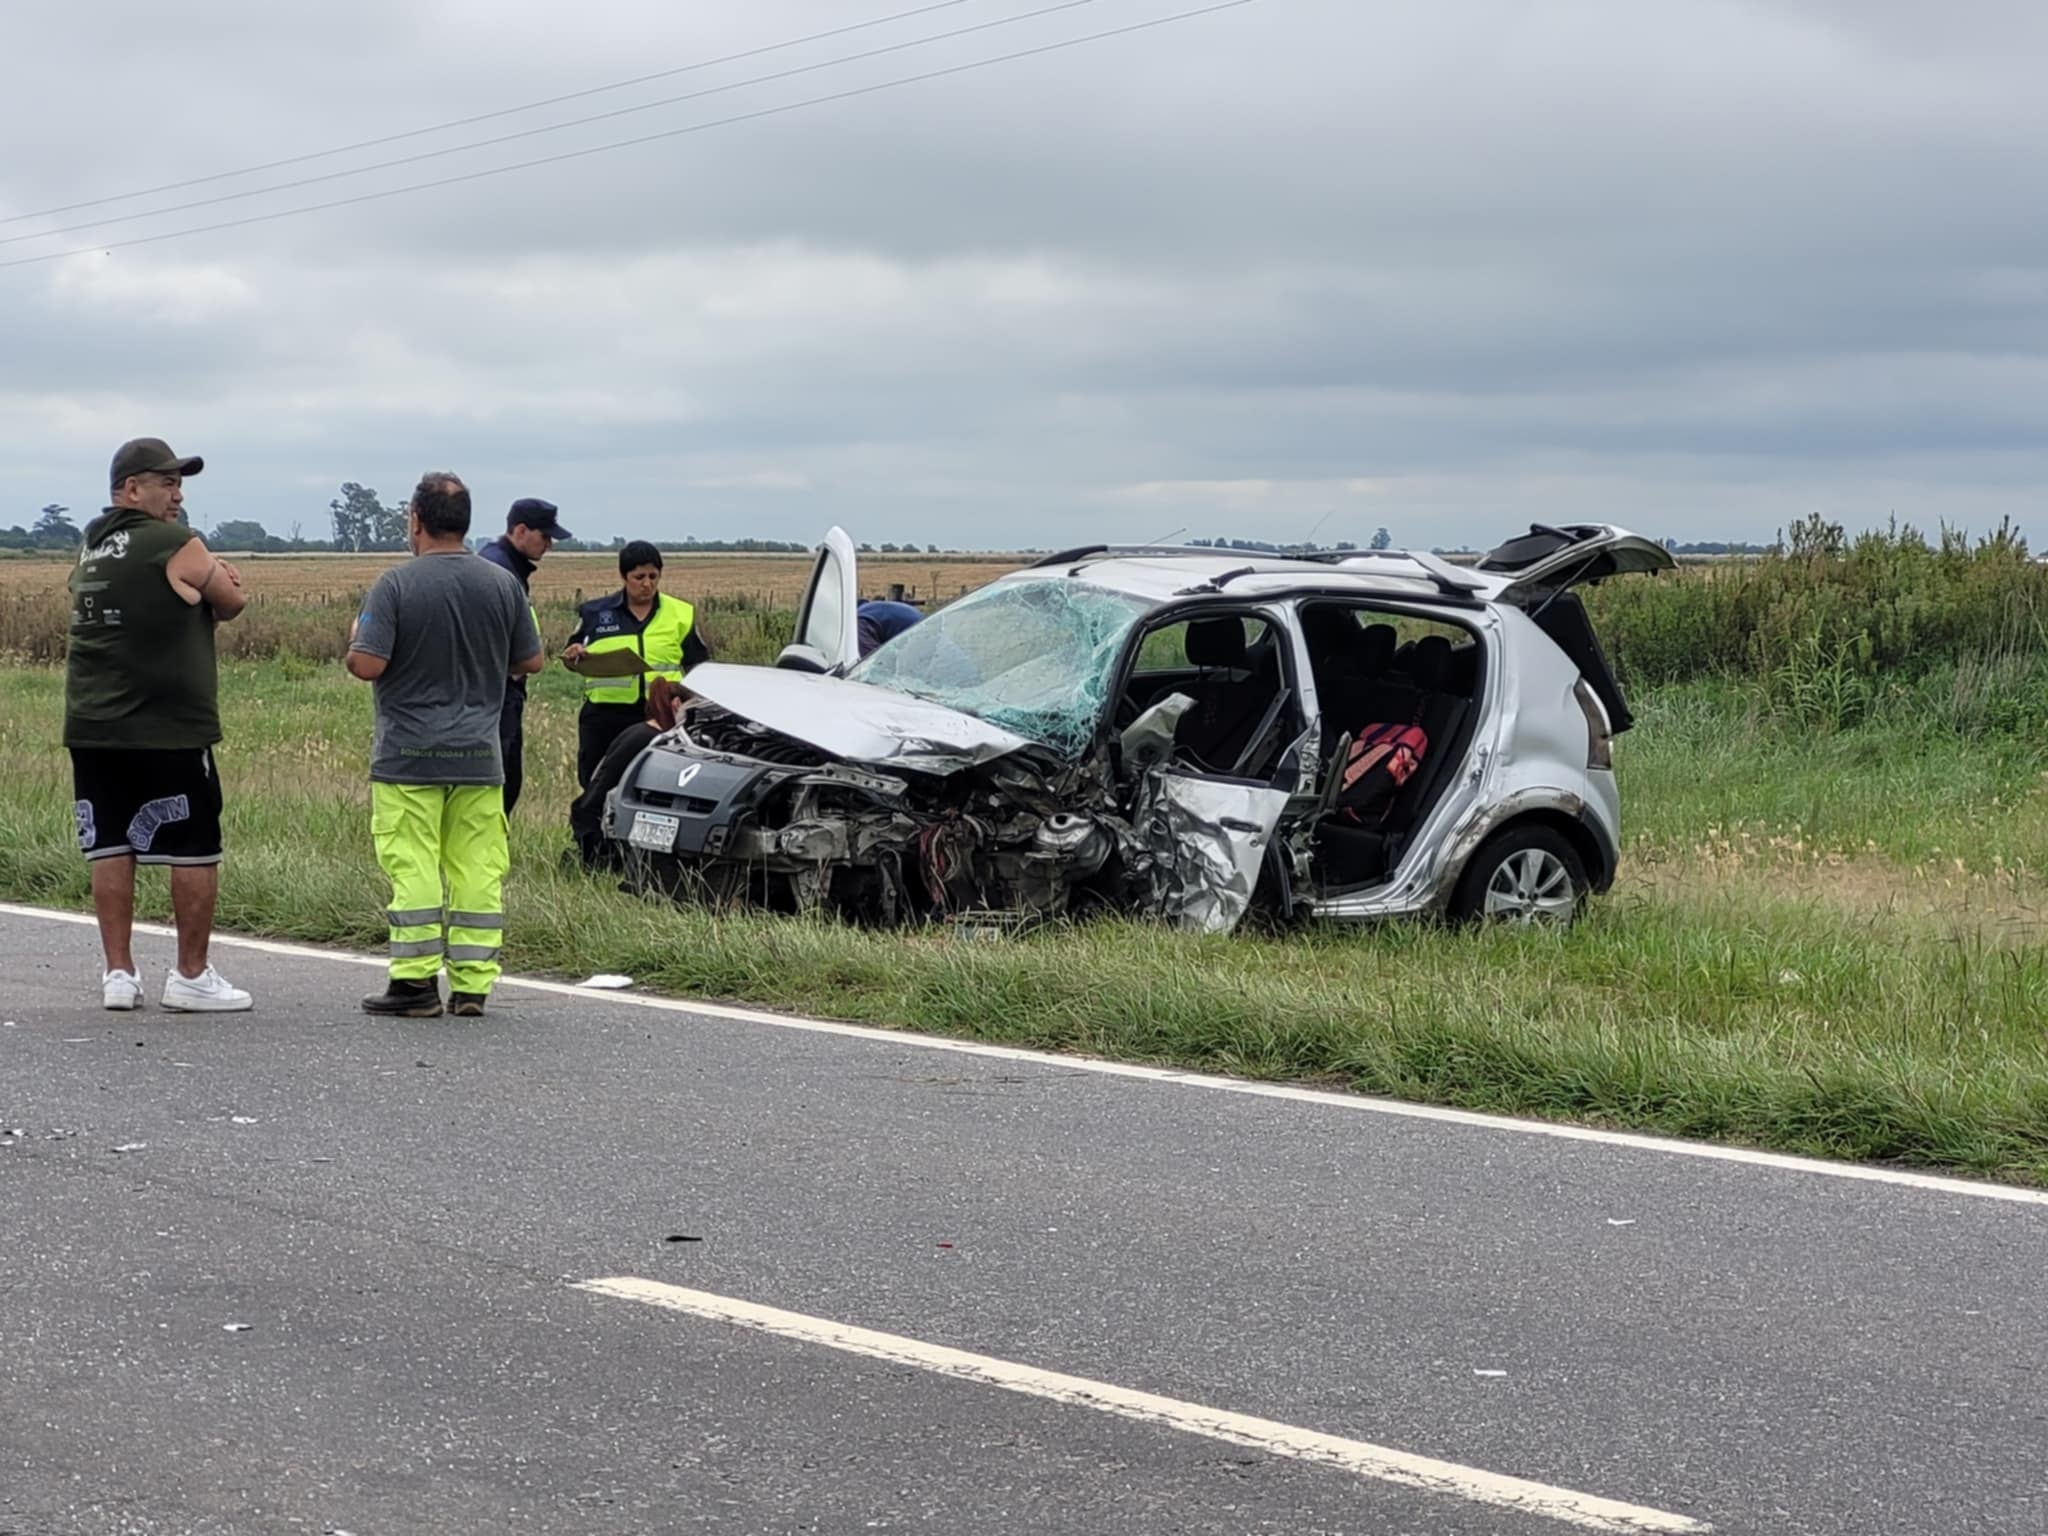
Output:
[575, 591, 695, 705]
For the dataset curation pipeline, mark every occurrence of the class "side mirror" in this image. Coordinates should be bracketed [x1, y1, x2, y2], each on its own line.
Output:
[776, 644, 831, 674]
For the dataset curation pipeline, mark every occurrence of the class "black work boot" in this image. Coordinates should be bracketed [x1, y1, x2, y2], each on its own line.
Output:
[361, 977, 443, 1018]
[448, 991, 487, 1018]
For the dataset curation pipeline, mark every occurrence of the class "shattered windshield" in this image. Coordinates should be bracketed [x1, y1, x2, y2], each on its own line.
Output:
[849, 578, 1154, 755]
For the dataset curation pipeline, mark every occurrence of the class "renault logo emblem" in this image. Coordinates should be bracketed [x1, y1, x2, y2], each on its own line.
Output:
[677, 762, 703, 789]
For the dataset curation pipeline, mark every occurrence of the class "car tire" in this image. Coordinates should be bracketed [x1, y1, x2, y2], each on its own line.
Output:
[1448, 823, 1589, 927]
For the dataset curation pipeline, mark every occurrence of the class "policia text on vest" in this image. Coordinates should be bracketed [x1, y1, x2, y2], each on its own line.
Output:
[564, 587, 708, 789]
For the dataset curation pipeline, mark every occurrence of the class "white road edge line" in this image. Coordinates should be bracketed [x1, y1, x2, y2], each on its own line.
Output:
[7, 899, 2045, 1209]
[577, 1275, 1710, 1535]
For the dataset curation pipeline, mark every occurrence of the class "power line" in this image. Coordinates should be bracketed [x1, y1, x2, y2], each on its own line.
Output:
[0, 0, 988, 227]
[0, 0, 1102, 249]
[1, 1, 1255, 273]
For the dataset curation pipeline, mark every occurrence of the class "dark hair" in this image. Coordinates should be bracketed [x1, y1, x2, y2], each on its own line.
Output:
[619, 539, 663, 576]
[410, 472, 471, 540]
[646, 676, 685, 731]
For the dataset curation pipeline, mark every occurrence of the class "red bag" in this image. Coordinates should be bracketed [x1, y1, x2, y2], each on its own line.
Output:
[1336, 722, 1428, 822]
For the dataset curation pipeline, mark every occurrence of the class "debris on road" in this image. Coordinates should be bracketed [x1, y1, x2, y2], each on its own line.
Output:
[112, 1142, 149, 1154]
[1606, 1218, 1637, 1227]
[222, 1323, 254, 1333]
[578, 974, 634, 990]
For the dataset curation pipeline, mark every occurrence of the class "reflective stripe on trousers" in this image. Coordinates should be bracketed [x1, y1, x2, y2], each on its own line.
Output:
[370, 782, 510, 993]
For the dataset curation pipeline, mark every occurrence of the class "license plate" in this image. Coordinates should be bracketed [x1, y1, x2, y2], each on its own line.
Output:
[627, 811, 681, 852]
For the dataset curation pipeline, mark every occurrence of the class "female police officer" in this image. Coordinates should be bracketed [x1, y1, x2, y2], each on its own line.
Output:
[561, 541, 709, 788]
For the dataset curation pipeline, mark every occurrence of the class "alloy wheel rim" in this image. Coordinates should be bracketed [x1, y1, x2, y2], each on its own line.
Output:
[1482, 847, 1578, 924]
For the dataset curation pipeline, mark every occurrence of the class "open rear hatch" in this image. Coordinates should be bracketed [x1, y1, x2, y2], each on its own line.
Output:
[1476, 523, 1674, 735]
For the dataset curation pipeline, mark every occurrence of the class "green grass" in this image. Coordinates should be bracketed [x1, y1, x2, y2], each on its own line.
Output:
[3, 657, 2046, 1183]
[1621, 681, 2048, 871]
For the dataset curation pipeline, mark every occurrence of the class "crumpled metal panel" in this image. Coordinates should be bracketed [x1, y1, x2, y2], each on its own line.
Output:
[1136, 773, 1292, 934]
[679, 663, 1034, 774]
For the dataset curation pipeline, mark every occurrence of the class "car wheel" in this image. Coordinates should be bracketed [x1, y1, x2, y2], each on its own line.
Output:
[1449, 824, 1588, 927]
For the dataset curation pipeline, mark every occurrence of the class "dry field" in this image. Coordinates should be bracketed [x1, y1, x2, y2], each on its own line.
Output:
[0, 550, 1024, 607]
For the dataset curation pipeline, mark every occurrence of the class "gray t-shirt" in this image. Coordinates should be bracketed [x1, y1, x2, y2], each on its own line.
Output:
[352, 551, 542, 785]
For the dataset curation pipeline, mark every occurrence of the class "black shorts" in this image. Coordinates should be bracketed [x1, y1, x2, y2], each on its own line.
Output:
[70, 747, 225, 866]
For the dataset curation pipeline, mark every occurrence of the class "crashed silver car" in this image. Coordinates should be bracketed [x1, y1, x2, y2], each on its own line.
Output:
[606, 525, 1673, 932]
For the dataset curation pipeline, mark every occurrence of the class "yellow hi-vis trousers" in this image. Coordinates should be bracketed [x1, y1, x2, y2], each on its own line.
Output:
[370, 783, 510, 994]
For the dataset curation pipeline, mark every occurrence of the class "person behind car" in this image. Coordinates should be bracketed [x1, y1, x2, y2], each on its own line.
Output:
[857, 598, 923, 658]
[562, 541, 709, 789]
[567, 677, 687, 873]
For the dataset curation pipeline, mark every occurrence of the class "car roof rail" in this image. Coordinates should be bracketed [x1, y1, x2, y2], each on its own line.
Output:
[1178, 550, 1486, 599]
[1024, 544, 1110, 569]
[1025, 544, 1485, 598]
[1333, 548, 1486, 596]
[1025, 543, 1252, 576]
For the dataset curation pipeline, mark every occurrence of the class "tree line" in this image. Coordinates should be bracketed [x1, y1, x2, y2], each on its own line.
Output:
[4, 490, 1781, 559]
[3, 484, 945, 555]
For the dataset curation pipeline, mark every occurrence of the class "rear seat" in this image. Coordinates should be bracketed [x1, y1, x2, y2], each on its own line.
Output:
[1314, 631, 1473, 885]
[1320, 623, 1424, 739]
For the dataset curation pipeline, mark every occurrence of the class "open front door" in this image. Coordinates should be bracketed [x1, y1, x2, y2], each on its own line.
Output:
[778, 526, 863, 674]
[1136, 772, 1291, 934]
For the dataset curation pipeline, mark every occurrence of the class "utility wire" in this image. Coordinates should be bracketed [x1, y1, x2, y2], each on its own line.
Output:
[0, 0, 1100, 248]
[1, 1, 1254, 273]
[0, 0, 988, 227]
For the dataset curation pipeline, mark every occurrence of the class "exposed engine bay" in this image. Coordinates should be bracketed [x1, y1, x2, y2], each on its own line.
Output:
[611, 697, 1282, 933]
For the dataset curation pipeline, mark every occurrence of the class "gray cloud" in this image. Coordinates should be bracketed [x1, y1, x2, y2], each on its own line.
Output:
[3, 0, 2044, 551]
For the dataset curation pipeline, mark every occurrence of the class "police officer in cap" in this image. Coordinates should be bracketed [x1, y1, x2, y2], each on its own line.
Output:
[478, 496, 571, 813]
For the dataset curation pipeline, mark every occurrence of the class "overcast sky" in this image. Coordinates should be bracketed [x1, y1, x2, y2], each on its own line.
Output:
[3, 0, 2042, 551]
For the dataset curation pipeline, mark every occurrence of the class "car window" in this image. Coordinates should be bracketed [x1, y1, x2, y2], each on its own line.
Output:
[799, 545, 848, 656]
[1134, 616, 1272, 673]
[850, 579, 1154, 755]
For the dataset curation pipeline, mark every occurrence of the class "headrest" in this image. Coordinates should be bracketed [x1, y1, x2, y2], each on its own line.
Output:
[1185, 617, 1247, 669]
[1408, 634, 1453, 689]
[1356, 623, 1397, 673]
[1301, 606, 1356, 651]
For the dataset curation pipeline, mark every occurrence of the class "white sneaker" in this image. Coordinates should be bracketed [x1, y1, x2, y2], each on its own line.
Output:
[160, 965, 253, 1013]
[103, 969, 143, 1010]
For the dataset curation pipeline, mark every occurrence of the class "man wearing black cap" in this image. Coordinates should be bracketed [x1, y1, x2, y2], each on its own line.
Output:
[65, 437, 253, 1012]
[478, 496, 570, 813]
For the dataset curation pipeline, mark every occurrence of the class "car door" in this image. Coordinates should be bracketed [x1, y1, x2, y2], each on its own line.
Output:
[778, 526, 863, 675]
[1117, 610, 1304, 933]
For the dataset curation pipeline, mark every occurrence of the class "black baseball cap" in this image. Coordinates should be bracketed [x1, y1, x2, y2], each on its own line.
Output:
[507, 496, 573, 541]
[110, 437, 204, 489]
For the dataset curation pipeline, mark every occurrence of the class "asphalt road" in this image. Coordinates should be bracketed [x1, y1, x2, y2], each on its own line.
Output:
[3, 904, 2044, 1536]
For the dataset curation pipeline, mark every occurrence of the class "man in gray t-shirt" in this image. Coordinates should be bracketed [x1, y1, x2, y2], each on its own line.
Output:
[346, 472, 543, 1020]
[354, 543, 540, 785]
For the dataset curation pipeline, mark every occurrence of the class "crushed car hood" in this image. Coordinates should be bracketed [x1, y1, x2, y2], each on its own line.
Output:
[681, 663, 1037, 773]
